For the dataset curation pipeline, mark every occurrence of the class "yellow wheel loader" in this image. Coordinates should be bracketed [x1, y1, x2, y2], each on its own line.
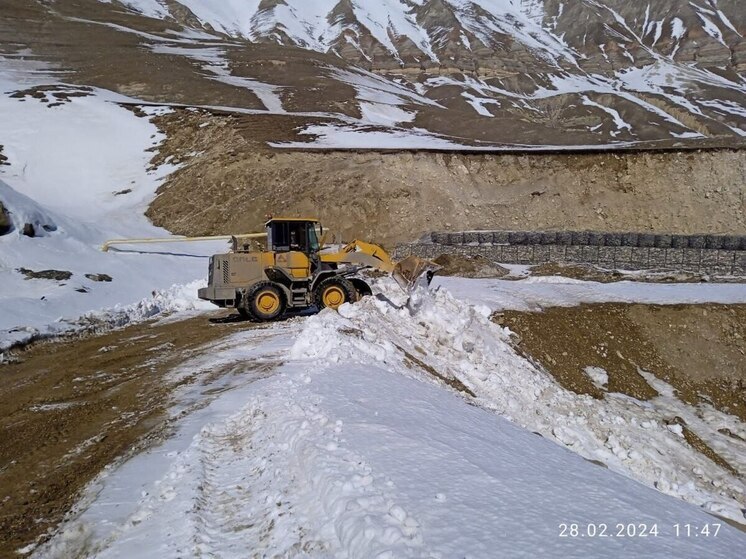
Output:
[197, 217, 438, 321]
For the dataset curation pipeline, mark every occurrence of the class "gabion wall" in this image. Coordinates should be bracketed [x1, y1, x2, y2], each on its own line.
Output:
[394, 231, 746, 276]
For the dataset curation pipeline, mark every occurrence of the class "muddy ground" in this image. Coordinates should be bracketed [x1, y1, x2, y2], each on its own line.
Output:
[143, 109, 746, 247]
[0, 310, 257, 557]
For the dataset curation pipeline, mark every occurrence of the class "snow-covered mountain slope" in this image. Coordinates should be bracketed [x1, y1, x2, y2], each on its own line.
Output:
[0, 54, 223, 349]
[35, 283, 746, 557]
[109, 0, 744, 71]
[71, 0, 745, 146]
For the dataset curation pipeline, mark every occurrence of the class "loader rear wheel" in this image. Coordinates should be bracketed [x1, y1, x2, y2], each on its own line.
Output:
[314, 277, 356, 311]
[245, 282, 285, 321]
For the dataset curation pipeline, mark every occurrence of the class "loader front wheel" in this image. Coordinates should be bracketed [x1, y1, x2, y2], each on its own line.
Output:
[245, 282, 285, 321]
[314, 277, 356, 311]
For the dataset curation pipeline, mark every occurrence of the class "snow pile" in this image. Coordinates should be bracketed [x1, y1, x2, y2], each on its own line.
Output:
[290, 283, 746, 524]
[0, 279, 212, 353]
[0, 179, 58, 236]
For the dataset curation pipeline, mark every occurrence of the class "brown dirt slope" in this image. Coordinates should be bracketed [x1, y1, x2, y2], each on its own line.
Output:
[145, 109, 746, 247]
[494, 304, 746, 419]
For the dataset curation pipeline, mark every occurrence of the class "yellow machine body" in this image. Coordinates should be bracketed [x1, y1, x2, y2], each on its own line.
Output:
[197, 217, 436, 321]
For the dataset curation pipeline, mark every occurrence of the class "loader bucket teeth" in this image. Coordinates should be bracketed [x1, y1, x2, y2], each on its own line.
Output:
[392, 255, 441, 293]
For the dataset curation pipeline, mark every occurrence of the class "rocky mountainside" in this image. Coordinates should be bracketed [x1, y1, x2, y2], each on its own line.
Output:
[1, 0, 745, 147]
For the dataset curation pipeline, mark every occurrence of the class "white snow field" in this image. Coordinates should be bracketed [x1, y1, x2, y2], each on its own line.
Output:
[35, 283, 746, 558]
[434, 276, 746, 311]
[0, 54, 224, 351]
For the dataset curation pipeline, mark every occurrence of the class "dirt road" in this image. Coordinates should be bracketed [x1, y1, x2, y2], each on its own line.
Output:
[0, 311, 258, 556]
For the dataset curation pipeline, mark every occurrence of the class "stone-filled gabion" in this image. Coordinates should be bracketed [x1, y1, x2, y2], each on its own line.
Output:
[654, 234, 672, 248]
[721, 235, 741, 250]
[478, 232, 494, 244]
[555, 231, 573, 245]
[671, 235, 689, 248]
[463, 232, 480, 245]
[588, 232, 605, 246]
[688, 235, 706, 249]
[527, 232, 543, 245]
[622, 233, 639, 247]
[704, 235, 723, 250]
[571, 231, 590, 245]
[540, 231, 557, 245]
[431, 232, 449, 245]
[447, 232, 464, 245]
[604, 233, 622, 246]
[493, 231, 510, 244]
[508, 231, 529, 245]
[638, 233, 656, 248]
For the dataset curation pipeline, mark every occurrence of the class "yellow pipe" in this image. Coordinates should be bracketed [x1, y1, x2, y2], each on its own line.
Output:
[102, 233, 267, 252]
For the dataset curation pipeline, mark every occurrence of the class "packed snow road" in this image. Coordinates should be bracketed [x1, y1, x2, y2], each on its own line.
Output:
[15, 281, 744, 558]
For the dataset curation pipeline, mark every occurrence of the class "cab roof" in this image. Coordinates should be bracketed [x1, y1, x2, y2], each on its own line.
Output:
[265, 217, 319, 225]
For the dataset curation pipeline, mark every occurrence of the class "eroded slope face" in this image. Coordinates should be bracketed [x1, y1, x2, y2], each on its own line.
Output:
[2, 0, 745, 146]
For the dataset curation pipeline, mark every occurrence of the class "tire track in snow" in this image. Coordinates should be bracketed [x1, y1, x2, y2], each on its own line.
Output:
[185, 371, 432, 558]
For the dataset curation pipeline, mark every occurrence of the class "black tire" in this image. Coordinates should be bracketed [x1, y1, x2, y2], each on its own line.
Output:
[313, 277, 356, 311]
[244, 281, 285, 322]
[350, 278, 373, 300]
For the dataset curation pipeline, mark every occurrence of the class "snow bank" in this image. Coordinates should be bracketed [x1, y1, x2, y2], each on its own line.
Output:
[434, 276, 746, 311]
[0, 280, 213, 353]
[288, 282, 746, 524]
[0, 179, 58, 236]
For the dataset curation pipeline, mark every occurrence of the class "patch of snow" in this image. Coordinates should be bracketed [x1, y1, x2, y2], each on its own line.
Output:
[359, 102, 416, 125]
[581, 95, 632, 132]
[584, 366, 609, 388]
[462, 91, 501, 117]
[149, 45, 285, 113]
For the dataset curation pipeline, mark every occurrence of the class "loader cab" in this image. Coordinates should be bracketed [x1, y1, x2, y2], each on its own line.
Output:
[265, 218, 322, 255]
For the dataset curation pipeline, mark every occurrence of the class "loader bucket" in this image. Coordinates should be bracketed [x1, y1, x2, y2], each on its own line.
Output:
[391, 255, 441, 293]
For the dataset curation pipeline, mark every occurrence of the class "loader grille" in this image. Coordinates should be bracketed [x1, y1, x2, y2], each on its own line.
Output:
[222, 259, 230, 284]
